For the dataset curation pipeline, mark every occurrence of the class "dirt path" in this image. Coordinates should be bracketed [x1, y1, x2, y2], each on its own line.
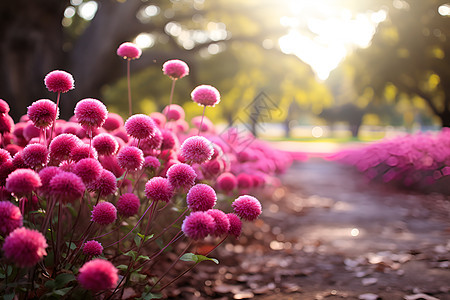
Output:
[170, 158, 450, 300]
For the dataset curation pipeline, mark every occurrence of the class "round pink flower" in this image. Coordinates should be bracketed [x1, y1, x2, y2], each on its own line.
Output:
[0, 114, 14, 134]
[167, 163, 197, 191]
[83, 240, 103, 257]
[88, 169, 117, 197]
[6, 169, 42, 196]
[124, 114, 156, 140]
[49, 171, 85, 203]
[74, 99, 108, 131]
[191, 85, 220, 107]
[27, 99, 58, 128]
[0, 161, 14, 186]
[237, 173, 253, 190]
[0, 99, 10, 114]
[136, 128, 162, 152]
[180, 136, 214, 164]
[5, 144, 21, 157]
[113, 129, 129, 143]
[12, 152, 27, 169]
[116, 193, 140, 217]
[117, 146, 144, 172]
[99, 155, 125, 178]
[92, 133, 119, 156]
[23, 122, 41, 141]
[163, 104, 185, 121]
[70, 143, 99, 162]
[38, 167, 62, 196]
[22, 143, 49, 169]
[202, 159, 224, 179]
[117, 42, 142, 60]
[44, 70, 74, 93]
[217, 172, 237, 193]
[73, 158, 103, 184]
[144, 177, 173, 203]
[0, 201, 23, 236]
[232, 195, 262, 221]
[3, 227, 47, 267]
[160, 129, 177, 150]
[102, 113, 124, 131]
[144, 156, 160, 170]
[186, 184, 216, 211]
[91, 201, 117, 225]
[78, 259, 118, 291]
[150, 112, 166, 127]
[206, 209, 230, 237]
[182, 211, 215, 240]
[0, 148, 12, 164]
[226, 213, 242, 239]
[162, 59, 189, 80]
[191, 115, 214, 132]
[49, 133, 82, 163]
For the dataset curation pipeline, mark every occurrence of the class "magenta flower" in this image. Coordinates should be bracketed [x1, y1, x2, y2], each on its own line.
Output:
[6, 169, 42, 196]
[0, 114, 14, 134]
[232, 195, 262, 221]
[117, 42, 142, 60]
[143, 155, 161, 170]
[82, 240, 103, 257]
[116, 193, 140, 217]
[0, 201, 23, 236]
[150, 112, 166, 128]
[38, 167, 62, 196]
[73, 158, 103, 184]
[206, 209, 230, 237]
[91, 201, 117, 225]
[167, 163, 197, 191]
[0, 161, 14, 186]
[124, 114, 157, 140]
[237, 173, 253, 190]
[186, 184, 216, 212]
[162, 59, 189, 80]
[92, 133, 119, 156]
[191, 115, 214, 133]
[162, 104, 185, 121]
[217, 172, 237, 193]
[0, 99, 10, 114]
[88, 169, 117, 197]
[49, 172, 85, 203]
[3, 227, 48, 267]
[21, 143, 49, 169]
[0, 148, 12, 164]
[135, 128, 162, 152]
[226, 213, 242, 239]
[180, 136, 214, 164]
[160, 129, 177, 150]
[77, 259, 118, 291]
[144, 177, 173, 203]
[117, 146, 144, 172]
[12, 152, 27, 169]
[49, 133, 82, 163]
[70, 143, 99, 162]
[191, 85, 221, 107]
[102, 113, 124, 131]
[44, 70, 74, 93]
[181, 211, 215, 240]
[27, 99, 58, 128]
[74, 98, 108, 131]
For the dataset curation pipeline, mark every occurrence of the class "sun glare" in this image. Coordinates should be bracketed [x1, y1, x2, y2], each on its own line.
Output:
[279, 0, 386, 80]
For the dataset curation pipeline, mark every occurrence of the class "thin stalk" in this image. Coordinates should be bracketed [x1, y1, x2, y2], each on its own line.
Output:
[49, 92, 61, 147]
[55, 203, 64, 269]
[198, 105, 207, 136]
[165, 79, 177, 128]
[41, 198, 56, 233]
[64, 202, 83, 262]
[127, 59, 132, 116]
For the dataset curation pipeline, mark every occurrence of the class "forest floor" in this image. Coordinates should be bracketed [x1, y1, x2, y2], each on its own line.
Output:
[164, 154, 450, 300]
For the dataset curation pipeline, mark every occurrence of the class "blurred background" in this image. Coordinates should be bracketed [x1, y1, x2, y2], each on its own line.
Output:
[1, 0, 449, 141]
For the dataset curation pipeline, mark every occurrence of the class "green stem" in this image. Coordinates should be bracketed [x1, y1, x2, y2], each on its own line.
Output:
[198, 105, 207, 136]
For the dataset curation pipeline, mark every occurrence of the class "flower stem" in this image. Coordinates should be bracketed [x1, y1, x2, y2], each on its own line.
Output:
[127, 59, 132, 117]
[198, 105, 206, 136]
[165, 79, 177, 128]
[48, 92, 61, 147]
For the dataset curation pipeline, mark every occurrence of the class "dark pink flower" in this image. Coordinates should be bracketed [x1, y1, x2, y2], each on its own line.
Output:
[0, 148, 12, 164]
[135, 128, 162, 152]
[0, 161, 14, 186]
[167, 163, 196, 191]
[23, 122, 41, 141]
[3, 227, 47, 267]
[82, 240, 103, 257]
[181, 211, 215, 240]
[0, 114, 14, 134]
[91, 201, 117, 225]
[38, 167, 62, 196]
[74, 99, 108, 130]
[206, 209, 230, 237]
[12, 152, 27, 170]
[49, 133, 82, 163]
[191, 85, 220, 107]
[217, 172, 237, 193]
[88, 169, 117, 197]
[186, 184, 216, 212]
[44, 70, 74, 93]
[77, 259, 118, 291]
[237, 173, 253, 190]
[117, 146, 144, 172]
[180, 136, 214, 164]
[22, 143, 49, 169]
[0, 99, 10, 114]
[49, 171, 85, 203]
[117, 42, 142, 60]
[160, 129, 177, 150]
[143, 156, 160, 170]
[5, 144, 21, 157]
[232, 195, 262, 221]
[144, 177, 173, 203]
[6, 169, 42, 196]
[70, 143, 99, 162]
[93, 133, 119, 156]
[73, 158, 103, 184]
[99, 155, 125, 178]
[191, 115, 214, 133]
[116, 193, 140, 217]
[163, 104, 185, 121]
[0, 201, 23, 236]
[102, 113, 124, 131]
[27, 99, 58, 128]
[150, 112, 166, 128]
[226, 213, 242, 239]
[113, 129, 129, 143]
[162, 59, 189, 80]
[124, 114, 156, 140]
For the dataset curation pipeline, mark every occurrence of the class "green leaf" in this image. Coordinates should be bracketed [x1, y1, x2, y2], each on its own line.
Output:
[180, 253, 219, 264]
[117, 264, 128, 271]
[116, 173, 126, 182]
[137, 255, 150, 261]
[3, 293, 15, 300]
[54, 273, 76, 289]
[45, 280, 56, 289]
[53, 287, 73, 296]
[134, 234, 141, 247]
[123, 250, 137, 261]
[140, 292, 162, 300]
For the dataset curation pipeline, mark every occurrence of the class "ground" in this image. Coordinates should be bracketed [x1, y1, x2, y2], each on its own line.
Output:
[164, 156, 450, 300]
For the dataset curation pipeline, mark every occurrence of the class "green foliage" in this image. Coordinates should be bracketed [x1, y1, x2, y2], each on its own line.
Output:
[180, 253, 219, 264]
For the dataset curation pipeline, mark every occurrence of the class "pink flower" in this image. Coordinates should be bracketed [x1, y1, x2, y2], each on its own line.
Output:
[134, 128, 162, 152]
[73, 158, 103, 184]
[99, 155, 125, 178]
[49, 133, 82, 163]
[181, 211, 215, 240]
[91, 201, 117, 225]
[117, 42, 142, 60]
[206, 209, 230, 237]
[237, 173, 253, 190]
[217, 172, 237, 193]
[23, 122, 40, 141]
[186, 184, 216, 211]
[3, 227, 47, 267]
[6, 169, 42, 196]
[77, 259, 118, 291]
[150, 112, 166, 128]
[167, 163, 197, 191]
[12, 152, 27, 169]
[232, 195, 262, 221]
[102, 113, 124, 131]
[0, 201, 23, 236]
[70, 143, 99, 162]
[116, 193, 140, 217]
[0, 148, 12, 164]
[117, 146, 144, 172]
[191, 115, 214, 133]
[0, 161, 14, 186]
[21, 143, 49, 169]
[27, 99, 58, 128]
[144, 177, 173, 203]
[160, 129, 177, 150]
[124, 114, 156, 140]
[74, 99, 108, 131]
[82, 240, 103, 257]
[163, 104, 185, 121]
[191, 85, 220, 107]
[92, 133, 119, 156]
[226, 213, 242, 239]
[162, 59, 189, 80]
[38, 167, 62, 196]
[88, 169, 117, 197]
[0, 99, 10, 114]
[180, 136, 214, 164]
[49, 171, 85, 203]
[44, 70, 74, 93]
[0, 114, 14, 134]
[143, 156, 160, 170]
